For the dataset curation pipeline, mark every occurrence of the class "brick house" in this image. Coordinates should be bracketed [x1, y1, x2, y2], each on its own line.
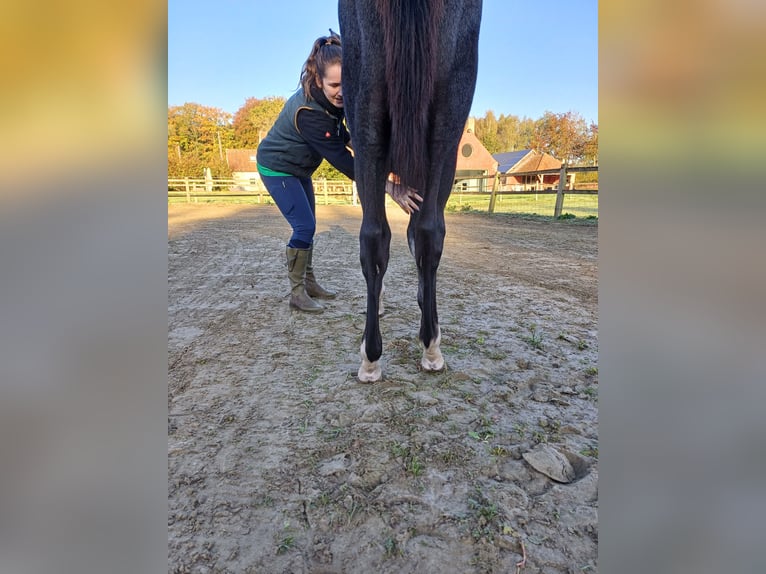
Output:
[493, 149, 568, 191]
[453, 118, 498, 192]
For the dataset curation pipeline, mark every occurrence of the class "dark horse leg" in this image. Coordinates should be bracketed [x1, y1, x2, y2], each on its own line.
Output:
[356, 156, 391, 382]
[345, 102, 390, 383]
[339, 1, 390, 381]
[407, 200, 446, 372]
[406, 3, 481, 373]
[407, 120, 478, 372]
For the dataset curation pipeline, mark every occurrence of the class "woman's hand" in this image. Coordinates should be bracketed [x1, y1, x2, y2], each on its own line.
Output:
[385, 176, 423, 214]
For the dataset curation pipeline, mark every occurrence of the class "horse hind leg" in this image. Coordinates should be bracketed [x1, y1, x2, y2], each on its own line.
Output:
[359, 278, 386, 382]
[358, 340, 382, 382]
[410, 215, 447, 374]
[420, 325, 444, 372]
[357, 185, 391, 383]
[416, 198, 448, 373]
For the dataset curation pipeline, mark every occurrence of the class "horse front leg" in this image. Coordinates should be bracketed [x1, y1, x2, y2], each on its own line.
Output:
[358, 187, 391, 383]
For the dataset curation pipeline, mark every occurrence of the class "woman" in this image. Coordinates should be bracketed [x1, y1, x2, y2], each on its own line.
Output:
[257, 32, 421, 312]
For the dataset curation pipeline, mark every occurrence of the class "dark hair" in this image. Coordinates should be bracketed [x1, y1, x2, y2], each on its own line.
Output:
[299, 32, 342, 100]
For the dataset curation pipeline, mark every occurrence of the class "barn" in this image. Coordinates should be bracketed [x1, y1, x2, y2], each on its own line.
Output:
[493, 149, 571, 191]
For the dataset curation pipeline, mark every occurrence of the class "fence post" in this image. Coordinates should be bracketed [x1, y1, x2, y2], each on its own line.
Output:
[553, 164, 567, 218]
[184, 177, 190, 203]
[488, 171, 500, 214]
[323, 179, 328, 205]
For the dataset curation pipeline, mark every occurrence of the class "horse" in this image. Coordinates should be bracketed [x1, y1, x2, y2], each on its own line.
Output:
[338, 0, 482, 382]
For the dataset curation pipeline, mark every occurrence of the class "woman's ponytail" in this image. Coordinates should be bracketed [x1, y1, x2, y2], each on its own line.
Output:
[299, 31, 342, 99]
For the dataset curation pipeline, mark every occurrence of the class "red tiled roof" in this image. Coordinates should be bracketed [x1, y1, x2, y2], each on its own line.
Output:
[511, 150, 561, 172]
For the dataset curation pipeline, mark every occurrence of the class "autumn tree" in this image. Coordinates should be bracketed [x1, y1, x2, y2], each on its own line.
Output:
[168, 103, 233, 177]
[515, 117, 537, 151]
[167, 98, 598, 180]
[473, 109, 596, 165]
[531, 111, 588, 163]
[582, 122, 598, 165]
[474, 110, 501, 153]
[493, 113, 517, 152]
[232, 96, 286, 148]
[576, 122, 599, 183]
[474, 112, 536, 154]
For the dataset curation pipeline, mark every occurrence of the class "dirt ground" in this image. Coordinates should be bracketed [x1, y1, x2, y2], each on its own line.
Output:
[168, 203, 598, 573]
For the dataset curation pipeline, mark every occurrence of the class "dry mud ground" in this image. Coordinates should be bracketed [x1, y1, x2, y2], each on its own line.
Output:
[168, 204, 598, 573]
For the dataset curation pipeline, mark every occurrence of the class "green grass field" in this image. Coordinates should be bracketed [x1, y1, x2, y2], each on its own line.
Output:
[446, 192, 598, 218]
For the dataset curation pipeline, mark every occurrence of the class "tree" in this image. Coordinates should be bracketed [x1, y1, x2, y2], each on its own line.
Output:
[532, 111, 588, 163]
[495, 113, 518, 152]
[516, 117, 537, 151]
[313, 159, 347, 180]
[577, 122, 599, 183]
[473, 109, 597, 162]
[168, 103, 233, 177]
[582, 122, 598, 165]
[167, 100, 598, 179]
[474, 110, 501, 153]
[474, 112, 536, 153]
[232, 96, 286, 148]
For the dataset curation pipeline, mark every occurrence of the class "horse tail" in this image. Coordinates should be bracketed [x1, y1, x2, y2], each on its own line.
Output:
[379, 0, 445, 192]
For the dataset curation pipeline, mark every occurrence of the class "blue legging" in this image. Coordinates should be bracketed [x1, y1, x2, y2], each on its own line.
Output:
[260, 174, 316, 249]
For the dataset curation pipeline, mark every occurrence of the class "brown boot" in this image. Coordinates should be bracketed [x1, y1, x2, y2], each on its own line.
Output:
[305, 245, 337, 299]
[286, 247, 323, 312]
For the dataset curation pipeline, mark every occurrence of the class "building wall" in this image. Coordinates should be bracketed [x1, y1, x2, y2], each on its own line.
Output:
[232, 171, 265, 191]
[456, 131, 498, 174]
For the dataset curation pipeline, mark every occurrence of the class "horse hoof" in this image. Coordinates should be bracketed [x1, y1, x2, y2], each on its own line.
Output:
[358, 362, 382, 383]
[421, 329, 444, 371]
[359, 340, 382, 382]
[421, 354, 445, 372]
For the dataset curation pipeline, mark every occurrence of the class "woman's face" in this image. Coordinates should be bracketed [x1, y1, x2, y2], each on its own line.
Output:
[318, 63, 343, 108]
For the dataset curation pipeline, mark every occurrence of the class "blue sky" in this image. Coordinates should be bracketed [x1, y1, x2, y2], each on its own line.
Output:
[168, 0, 598, 124]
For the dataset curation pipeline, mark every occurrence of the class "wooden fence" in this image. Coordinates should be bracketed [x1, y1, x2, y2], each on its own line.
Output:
[168, 165, 598, 218]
